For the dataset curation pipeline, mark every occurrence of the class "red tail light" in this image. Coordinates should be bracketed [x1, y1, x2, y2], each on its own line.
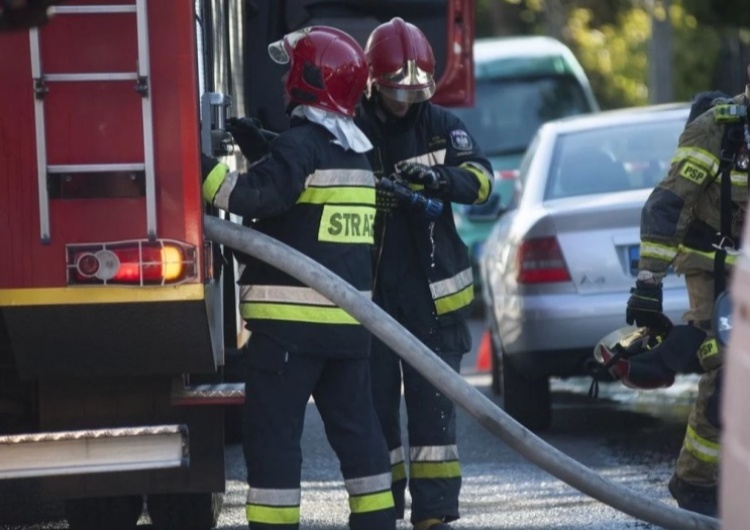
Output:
[516, 236, 571, 284]
[67, 240, 197, 285]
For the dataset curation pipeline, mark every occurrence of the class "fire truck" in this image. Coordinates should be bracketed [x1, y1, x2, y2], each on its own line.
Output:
[0, 0, 474, 528]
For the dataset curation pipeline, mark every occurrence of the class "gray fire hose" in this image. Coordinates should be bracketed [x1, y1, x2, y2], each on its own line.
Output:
[204, 215, 719, 530]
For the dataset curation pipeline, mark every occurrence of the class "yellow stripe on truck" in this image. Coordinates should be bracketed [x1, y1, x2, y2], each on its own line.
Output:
[0, 284, 205, 307]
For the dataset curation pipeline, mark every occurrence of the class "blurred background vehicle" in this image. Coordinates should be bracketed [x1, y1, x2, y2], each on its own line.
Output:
[450, 36, 600, 294]
[479, 103, 692, 430]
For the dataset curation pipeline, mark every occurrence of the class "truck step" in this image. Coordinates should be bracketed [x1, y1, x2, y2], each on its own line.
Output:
[0, 424, 188, 480]
[172, 383, 245, 406]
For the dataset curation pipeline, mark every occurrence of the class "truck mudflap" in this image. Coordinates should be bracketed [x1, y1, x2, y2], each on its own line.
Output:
[0, 424, 188, 480]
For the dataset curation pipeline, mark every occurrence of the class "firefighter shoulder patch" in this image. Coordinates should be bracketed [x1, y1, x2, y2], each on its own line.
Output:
[449, 129, 473, 151]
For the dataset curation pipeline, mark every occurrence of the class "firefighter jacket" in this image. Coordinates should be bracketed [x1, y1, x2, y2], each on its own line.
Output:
[203, 118, 376, 357]
[639, 86, 750, 278]
[355, 98, 493, 348]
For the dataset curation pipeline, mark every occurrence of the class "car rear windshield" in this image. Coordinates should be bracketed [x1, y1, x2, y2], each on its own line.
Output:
[545, 116, 687, 200]
[452, 75, 593, 157]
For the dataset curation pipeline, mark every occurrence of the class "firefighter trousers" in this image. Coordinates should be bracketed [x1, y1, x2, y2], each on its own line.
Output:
[370, 336, 462, 524]
[675, 270, 722, 487]
[242, 332, 396, 530]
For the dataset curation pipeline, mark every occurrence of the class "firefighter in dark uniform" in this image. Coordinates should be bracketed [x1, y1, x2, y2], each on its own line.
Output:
[201, 26, 396, 530]
[354, 18, 493, 530]
[624, 69, 750, 516]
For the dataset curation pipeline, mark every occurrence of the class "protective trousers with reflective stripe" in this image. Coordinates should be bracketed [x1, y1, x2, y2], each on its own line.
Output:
[243, 333, 396, 530]
[676, 367, 722, 486]
[672, 269, 722, 486]
[370, 336, 462, 523]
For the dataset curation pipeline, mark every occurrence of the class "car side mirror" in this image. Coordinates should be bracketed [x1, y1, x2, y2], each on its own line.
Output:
[465, 193, 505, 222]
[713, 290, 732, 347]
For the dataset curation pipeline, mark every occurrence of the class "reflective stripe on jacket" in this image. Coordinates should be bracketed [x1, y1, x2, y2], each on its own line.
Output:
[204, 119, 376, 357]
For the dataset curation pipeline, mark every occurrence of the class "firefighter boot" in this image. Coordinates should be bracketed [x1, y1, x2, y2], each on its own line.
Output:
[668, 474, 718, 517]
[413, 519, 452, 530]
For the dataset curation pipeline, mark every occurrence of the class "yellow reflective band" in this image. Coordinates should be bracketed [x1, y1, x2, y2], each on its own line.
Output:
[297, 186, 375, 205]
[640, 241, 678, 262]
[240, 302, 359, 324]
[679, 161, 709, 185]
[391, 461, 407, 483]
[348, 490, 395, 514]
[318, 205, 375, 244]
[410, 460, 461, 479]
[683, 425, 720, 463]
[201, 162, 230, 204]
[0, 284, 205, 306]
[246, 504, 300, 525]
[731, 171, 749, 186]
[434, 284, 474, 315]
[460, 162, 492, 203]
[677, 245, 738, 266]
[430, 268, 474, 299]
[698, 338, 719, 362]
[713, 104, 746, 123]
[672, 147, 719, 175]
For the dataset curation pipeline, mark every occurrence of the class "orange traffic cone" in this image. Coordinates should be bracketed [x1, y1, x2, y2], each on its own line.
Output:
[475, 330, 492, 372]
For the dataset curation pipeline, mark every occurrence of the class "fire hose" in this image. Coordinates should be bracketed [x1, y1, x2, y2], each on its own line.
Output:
[204, 215, 719, 530]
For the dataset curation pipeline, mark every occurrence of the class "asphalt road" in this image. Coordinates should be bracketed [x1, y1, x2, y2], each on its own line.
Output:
[0, 316, 699, 529]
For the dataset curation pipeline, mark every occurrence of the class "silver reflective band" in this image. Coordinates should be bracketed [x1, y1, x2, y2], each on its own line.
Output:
[410, 444, 459, 462]
[246, 486, 301, 506]
[344, 472, 392, 495]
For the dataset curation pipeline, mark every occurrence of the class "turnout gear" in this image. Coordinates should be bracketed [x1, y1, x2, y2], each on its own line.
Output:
[268, 26, 368, 117]
[623, 78, 750, 515]
[395, 160, 445, 191]
[625, 278, 664, 328]
[204, 27, 396, 530]
[364, 17, 436, 104]
[355, 18, 493, 527]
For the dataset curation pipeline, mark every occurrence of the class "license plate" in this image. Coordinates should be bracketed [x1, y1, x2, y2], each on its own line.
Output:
[629, 245, 639, 276]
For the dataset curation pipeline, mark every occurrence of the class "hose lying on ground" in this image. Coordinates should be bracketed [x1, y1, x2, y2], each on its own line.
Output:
[204, 215, 719, 530]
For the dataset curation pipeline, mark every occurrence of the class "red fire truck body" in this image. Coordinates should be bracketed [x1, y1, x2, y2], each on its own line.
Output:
[0, 0, 474, 527]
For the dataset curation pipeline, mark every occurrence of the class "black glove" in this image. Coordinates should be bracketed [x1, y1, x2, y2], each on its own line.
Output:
[201, 153, 220, 181]
[226, 117, 271, 163]
[626, 280, 664, 328]
[394, 161, 443, 190]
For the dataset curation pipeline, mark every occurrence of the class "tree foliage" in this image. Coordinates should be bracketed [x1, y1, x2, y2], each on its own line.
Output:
[477, 0, 745, 109]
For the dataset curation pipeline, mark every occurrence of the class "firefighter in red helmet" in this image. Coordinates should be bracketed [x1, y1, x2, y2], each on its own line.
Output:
[202, 26, 396, 530]
[355, 17, 493, 530]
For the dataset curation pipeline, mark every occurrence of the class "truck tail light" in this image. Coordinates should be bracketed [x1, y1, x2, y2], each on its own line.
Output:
[516, 236, 571, 284]
[67, 240, 198, 285]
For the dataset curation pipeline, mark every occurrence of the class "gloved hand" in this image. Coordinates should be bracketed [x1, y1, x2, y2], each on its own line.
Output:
[626, 279, 664, 328]
[394, 161, 443, 190]
[201, 153, 220, 181]
[226, 117, 271, 163]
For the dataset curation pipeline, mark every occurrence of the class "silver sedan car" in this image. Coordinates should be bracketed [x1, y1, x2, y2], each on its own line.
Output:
[479, 103, 691, 430]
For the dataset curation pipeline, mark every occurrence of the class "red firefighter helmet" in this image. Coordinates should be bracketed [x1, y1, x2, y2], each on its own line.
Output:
[268, 26, 367, 117]
[364, 17, 436, 103]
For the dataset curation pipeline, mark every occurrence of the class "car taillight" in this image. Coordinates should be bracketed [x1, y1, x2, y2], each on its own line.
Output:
[67, 240, 197, 285]
[516, 236, 571, 284]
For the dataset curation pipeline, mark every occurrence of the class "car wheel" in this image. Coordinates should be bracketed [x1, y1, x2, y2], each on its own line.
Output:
[501, 355, 551, 431]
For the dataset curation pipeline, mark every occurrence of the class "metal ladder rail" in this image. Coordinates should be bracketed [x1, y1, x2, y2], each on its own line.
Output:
[29, 1, 157, 243]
